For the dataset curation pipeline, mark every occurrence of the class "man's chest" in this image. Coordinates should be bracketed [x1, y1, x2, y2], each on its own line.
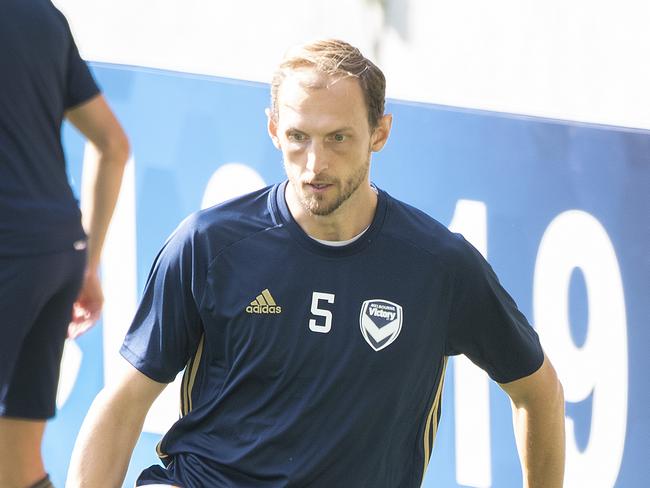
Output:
[200, 243, 452, 379]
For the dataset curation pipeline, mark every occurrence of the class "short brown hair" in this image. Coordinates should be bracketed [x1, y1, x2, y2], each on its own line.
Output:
[270, 39, 386, 129]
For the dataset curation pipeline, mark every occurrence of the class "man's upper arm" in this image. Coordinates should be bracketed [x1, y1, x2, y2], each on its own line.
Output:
[499, 354, 563, 406]
[107, 357, 169, 413]
[445, 235, 544, 383]
[65, 94, 129, 158]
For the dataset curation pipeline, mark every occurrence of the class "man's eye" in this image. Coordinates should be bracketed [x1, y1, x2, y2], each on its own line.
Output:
[331, 134, 346, 142]
[288, 132, 305, 142]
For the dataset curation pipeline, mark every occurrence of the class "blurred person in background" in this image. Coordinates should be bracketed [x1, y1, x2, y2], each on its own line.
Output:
[0, 1, 129, 487]
[67, 39, 563, 488]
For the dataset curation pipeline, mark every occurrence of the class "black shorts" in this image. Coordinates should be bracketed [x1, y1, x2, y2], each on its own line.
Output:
[136, 464, 182, 487]
[0, 247, 85, 419]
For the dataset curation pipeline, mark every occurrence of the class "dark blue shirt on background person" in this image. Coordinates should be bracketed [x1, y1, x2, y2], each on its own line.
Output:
[0, 0, 99, 255]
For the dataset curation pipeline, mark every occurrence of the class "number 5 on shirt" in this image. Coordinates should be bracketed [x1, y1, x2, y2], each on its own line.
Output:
[309, 292, 335, 333]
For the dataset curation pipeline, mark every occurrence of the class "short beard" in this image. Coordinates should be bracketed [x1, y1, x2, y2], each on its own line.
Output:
[291, 154, 370, 216]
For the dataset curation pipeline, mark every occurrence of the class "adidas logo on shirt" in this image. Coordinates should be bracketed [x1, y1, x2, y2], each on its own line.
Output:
[246, 289, 282, 314]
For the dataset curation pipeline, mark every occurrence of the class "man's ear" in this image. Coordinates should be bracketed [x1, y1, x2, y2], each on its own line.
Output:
[266, 108, 281, 150]
[370, 113, 393, 152]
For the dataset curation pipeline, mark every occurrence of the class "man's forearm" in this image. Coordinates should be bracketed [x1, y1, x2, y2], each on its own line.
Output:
[66, 388, 144, 488]
[80, 142, 128, 272]
[512, 378, 565, 488]
[66, 93, 129, 272]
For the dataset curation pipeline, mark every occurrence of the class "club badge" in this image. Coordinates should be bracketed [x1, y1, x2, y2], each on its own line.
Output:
[359, 299, 403, 351]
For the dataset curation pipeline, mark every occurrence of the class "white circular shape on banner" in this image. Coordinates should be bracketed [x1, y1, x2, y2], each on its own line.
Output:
[201, 163, 267, 210]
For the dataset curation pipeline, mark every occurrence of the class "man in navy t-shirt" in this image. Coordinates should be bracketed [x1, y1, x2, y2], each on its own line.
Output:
[0, 1, 129, 487]
[68, 40, 564, 487]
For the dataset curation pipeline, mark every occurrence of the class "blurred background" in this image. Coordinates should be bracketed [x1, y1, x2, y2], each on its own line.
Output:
[49, 1, 649, 486]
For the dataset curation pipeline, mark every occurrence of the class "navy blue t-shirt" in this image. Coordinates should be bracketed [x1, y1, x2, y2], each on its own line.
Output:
[122, 182, 543, 488]
[0, 0, 99, 256]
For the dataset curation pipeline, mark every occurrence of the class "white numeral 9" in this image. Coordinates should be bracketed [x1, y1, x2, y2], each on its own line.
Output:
[534, 210, 627, 488]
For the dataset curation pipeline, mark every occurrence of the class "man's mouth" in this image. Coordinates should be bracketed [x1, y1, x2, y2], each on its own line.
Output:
[305, 182, 333, 192]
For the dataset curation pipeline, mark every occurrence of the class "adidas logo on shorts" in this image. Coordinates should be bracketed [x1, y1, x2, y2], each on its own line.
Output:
[246, 288, 282, 314]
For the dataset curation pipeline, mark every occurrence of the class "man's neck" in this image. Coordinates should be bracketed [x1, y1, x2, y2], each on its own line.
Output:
[285, 183, 378, 241]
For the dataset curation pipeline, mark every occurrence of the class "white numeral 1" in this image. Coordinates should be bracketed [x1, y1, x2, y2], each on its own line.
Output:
[309, 292, 335, 333]
[448, 199, 492, 488]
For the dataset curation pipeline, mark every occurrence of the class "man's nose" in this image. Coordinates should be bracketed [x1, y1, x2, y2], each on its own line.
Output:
[305, 140, 328, 174]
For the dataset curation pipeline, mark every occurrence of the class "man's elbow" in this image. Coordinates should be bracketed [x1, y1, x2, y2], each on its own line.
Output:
[99, 128, 130, 166]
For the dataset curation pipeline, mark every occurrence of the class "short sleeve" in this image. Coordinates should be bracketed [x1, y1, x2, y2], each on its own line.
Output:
[120, 218, 205, 383]
[60, 12, 99, 109]
[445, 235, 543, 383]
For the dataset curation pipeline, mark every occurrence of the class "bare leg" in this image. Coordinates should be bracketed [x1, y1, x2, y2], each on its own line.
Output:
[0, 417, 47, 488]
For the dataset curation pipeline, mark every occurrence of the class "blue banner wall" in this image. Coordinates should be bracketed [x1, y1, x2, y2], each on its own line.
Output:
[48, 64, 649, 487]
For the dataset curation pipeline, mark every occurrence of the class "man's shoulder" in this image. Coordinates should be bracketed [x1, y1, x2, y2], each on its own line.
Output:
[0, 0, 70, 48]
[382, 192, 465, 252]
[170, 184, 278, 252]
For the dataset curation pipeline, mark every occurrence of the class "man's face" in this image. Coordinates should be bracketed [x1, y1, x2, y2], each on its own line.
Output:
[268, 69, 390, 217]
